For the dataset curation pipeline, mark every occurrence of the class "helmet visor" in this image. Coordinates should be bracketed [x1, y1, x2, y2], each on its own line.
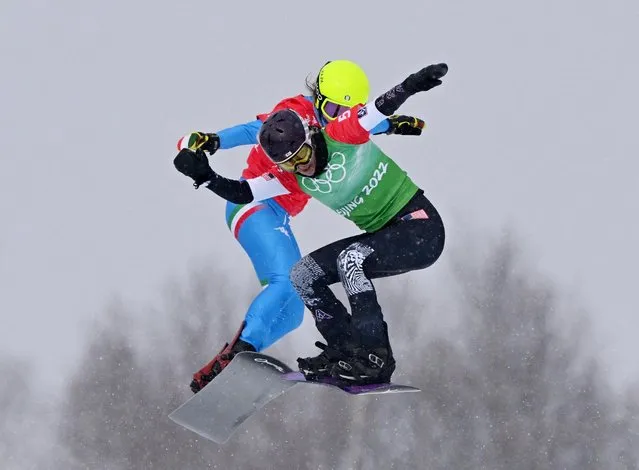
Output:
[278, 143, 313, 172]
[320, 99, 351, 121]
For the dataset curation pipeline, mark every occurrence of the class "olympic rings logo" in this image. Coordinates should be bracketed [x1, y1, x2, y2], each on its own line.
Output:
[301, 152, 347, 193]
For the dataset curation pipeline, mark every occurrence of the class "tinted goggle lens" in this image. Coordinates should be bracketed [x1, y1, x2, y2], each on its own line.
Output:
[279, 144, 313, 172]
[321, 100, 350, 121]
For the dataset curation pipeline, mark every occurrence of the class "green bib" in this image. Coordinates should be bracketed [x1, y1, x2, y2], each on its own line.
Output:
[296, 131, 419, 232]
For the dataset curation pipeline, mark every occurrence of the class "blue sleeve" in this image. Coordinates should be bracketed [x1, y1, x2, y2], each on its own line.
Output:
[370, 119, 390, 135]
[217, 120, 262, 149]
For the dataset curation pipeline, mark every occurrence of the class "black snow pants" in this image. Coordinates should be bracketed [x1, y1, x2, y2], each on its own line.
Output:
[290, 190, 445, 349]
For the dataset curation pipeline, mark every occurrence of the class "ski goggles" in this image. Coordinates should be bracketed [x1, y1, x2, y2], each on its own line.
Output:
[315, 96, 351, 121]
[276, 118, 314, 172]
[278, 143, 313, 172]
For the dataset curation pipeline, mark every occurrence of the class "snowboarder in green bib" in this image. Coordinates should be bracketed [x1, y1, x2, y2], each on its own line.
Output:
[257, 63, 448, 385]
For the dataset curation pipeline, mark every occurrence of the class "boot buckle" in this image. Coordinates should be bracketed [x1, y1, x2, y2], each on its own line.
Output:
[368, 353, 384, 368]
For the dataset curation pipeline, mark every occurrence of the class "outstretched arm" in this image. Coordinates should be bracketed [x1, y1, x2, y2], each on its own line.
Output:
[173, 149, 289, 204]
[358, 63, 448, 132]
[370, 116, 424, 136]
[216, 120, 261, 149]
[370, 120, 390, 135]
[176, 119, 262, 156]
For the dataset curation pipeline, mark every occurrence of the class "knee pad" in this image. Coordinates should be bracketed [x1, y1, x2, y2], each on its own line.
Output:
[337, 242, 375, 296]
[290, 256, 325, 306]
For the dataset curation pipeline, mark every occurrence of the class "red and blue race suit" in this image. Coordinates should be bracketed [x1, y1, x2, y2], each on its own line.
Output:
[214, 95, 391, 351]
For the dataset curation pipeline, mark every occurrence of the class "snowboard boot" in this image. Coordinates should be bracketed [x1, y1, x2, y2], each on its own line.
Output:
[297, 341, 349, 381]
[330, 345, 396, 385]
[190, 323, 256, 394]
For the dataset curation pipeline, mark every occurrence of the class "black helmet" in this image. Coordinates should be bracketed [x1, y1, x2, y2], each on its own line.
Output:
[258, 109, 310, 164]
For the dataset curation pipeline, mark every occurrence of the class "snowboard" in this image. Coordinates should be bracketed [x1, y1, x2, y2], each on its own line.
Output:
[282, 371, 421, 395]
[169, 352, 420, 444]
[168, 352, 295, 444]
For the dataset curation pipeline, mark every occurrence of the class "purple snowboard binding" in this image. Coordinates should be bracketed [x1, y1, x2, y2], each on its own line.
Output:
[283, 371, 421, 395]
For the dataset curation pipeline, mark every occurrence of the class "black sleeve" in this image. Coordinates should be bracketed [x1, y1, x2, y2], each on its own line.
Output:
[374, 64, 447, 116]
[204, 171, 254, 204]
[373, 82, 414, 117]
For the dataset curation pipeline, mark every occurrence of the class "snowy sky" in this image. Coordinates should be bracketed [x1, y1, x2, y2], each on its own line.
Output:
[1, 0, 638, 391]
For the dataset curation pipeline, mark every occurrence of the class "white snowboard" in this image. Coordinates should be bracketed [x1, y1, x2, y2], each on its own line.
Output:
[169, 352, 295, 444]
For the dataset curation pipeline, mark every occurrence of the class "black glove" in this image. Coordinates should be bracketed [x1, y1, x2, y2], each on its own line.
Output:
[387, 115, 425, 136]
[403, 63, 448, 94]
[189, 132, 220, 155]
[174, 148, 215, 188]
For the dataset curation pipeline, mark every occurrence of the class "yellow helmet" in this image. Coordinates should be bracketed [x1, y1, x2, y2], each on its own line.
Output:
[314, 60, 370, 121]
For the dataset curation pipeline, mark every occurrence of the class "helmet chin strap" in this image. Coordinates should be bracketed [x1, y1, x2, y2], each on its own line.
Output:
[309, 131, 328, 177]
